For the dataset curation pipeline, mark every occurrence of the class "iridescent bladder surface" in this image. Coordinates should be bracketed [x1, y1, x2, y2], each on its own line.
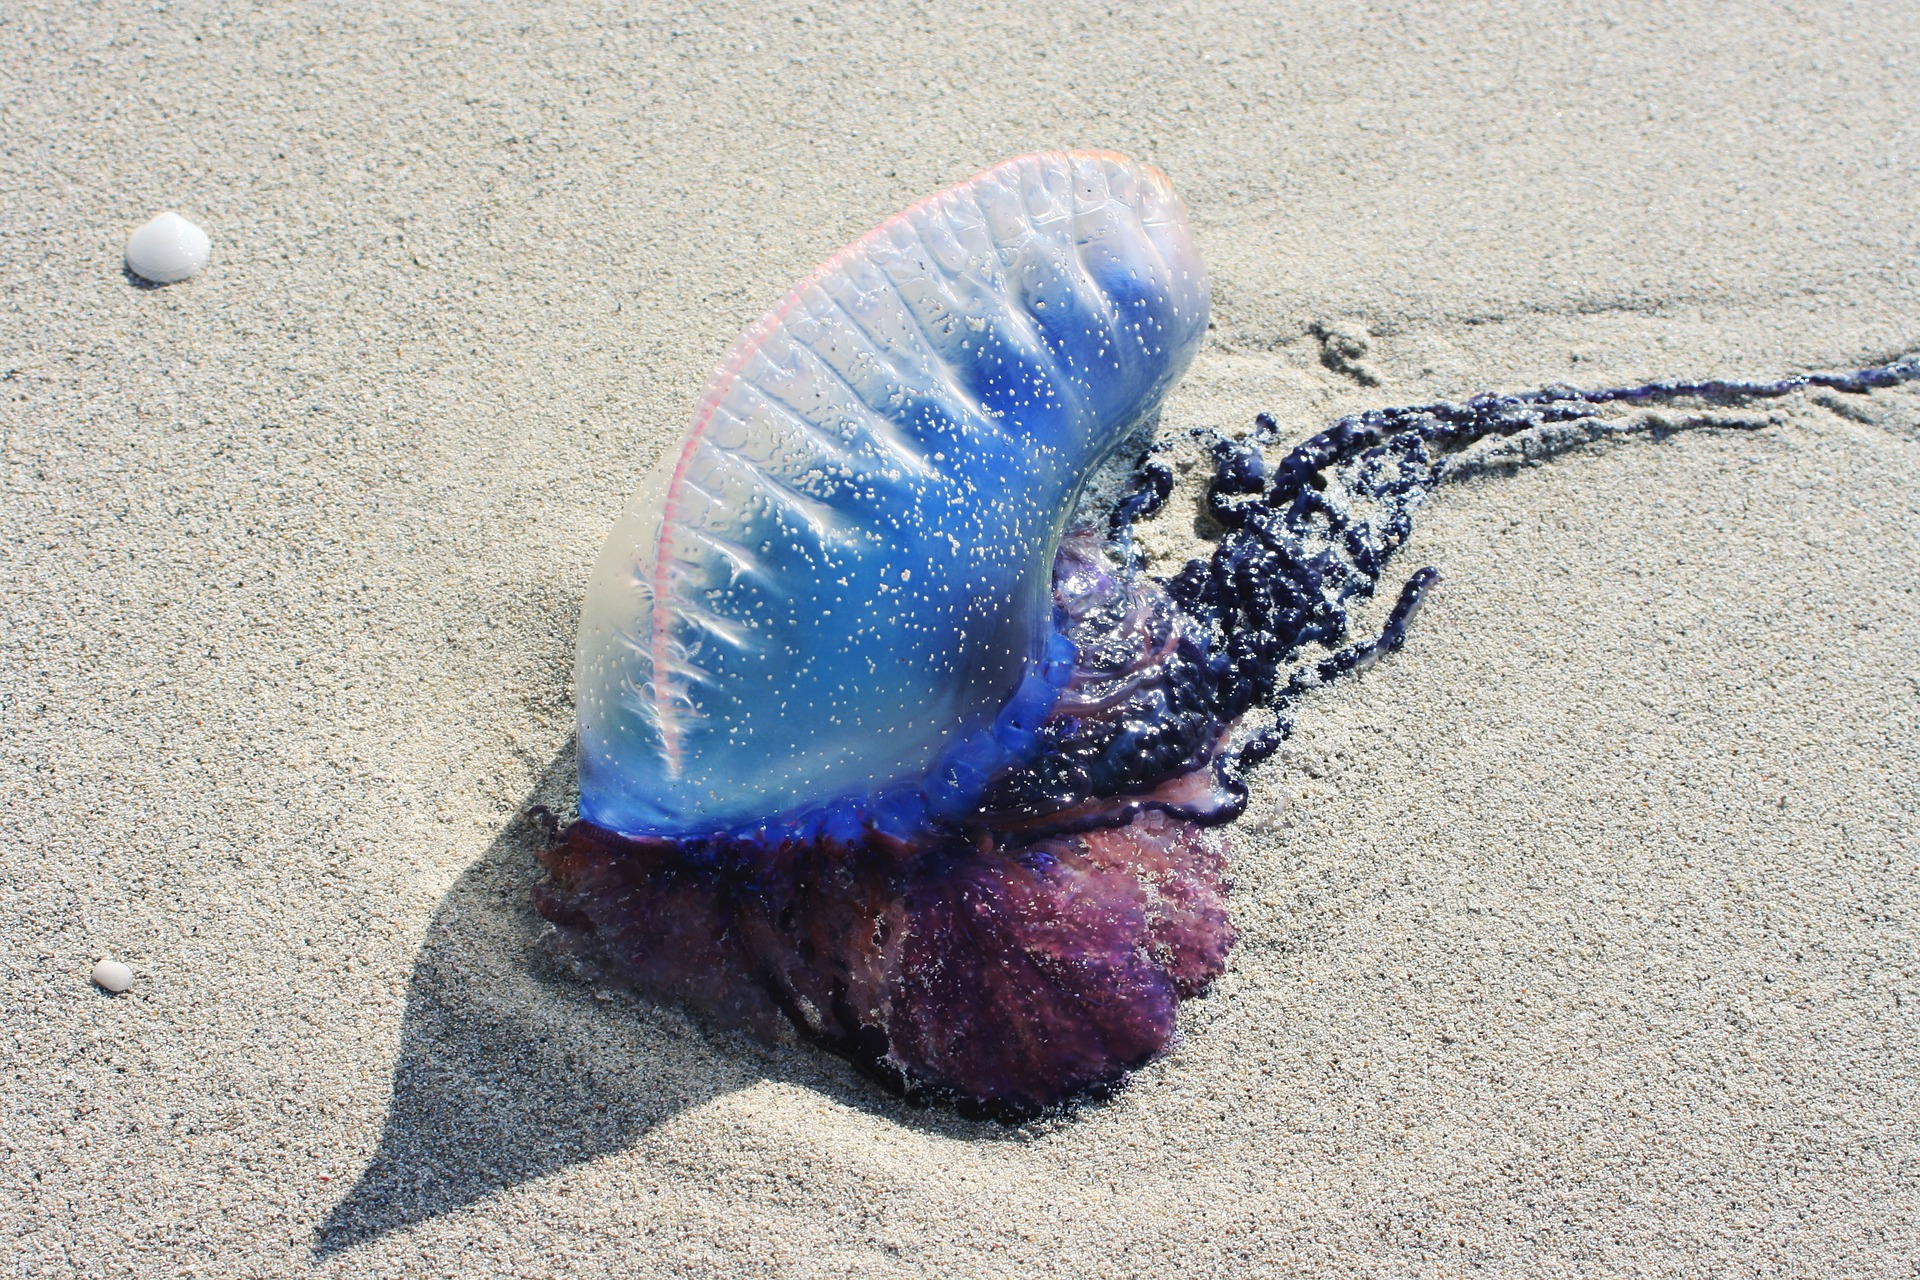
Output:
[575, 150, 1208, 838]
[542, 148, 1920, 1118]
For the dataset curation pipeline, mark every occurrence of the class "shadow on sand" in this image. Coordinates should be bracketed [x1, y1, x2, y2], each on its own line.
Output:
[314, 747, 1005, 1258]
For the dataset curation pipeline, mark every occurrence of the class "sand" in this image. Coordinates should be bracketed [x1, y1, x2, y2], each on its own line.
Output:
[4, 1, 1917, 1275]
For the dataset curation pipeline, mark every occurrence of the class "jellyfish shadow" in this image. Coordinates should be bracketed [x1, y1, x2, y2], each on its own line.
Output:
[311, 747, 727, 1253]
[314, 746, 1004, 1258]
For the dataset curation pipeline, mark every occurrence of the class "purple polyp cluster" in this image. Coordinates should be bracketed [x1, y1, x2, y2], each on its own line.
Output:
[542, 530, 1236, 1119]
[540, 348, 1920, 1119]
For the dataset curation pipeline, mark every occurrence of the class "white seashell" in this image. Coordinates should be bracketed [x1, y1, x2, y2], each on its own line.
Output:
[124, 211, 211, 284]
[91, 958, 133, 993]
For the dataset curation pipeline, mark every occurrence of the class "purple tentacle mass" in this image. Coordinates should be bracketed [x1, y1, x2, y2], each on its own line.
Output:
[1159, 353, 1920, 781]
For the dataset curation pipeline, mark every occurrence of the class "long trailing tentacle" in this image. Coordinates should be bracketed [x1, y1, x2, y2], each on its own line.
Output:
[1128, 354, 1920, 793]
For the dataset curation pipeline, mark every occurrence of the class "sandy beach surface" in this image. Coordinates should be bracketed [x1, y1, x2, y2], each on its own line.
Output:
[5, 2, 1918, 1275]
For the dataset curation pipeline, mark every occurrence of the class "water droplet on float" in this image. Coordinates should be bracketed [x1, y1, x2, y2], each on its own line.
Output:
[91, 958, 133, 993]
[124, 211, 211, 284]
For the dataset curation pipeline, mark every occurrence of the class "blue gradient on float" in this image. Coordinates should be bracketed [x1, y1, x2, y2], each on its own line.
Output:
[574, 153, 1210, 838]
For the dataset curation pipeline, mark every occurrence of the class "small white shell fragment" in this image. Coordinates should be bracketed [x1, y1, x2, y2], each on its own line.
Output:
[91, 958, 133, 993]
[124, 211, 210, 284]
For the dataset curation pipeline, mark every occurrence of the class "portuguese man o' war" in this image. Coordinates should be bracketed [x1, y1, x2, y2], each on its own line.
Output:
[535, 149, 1920, 1119]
